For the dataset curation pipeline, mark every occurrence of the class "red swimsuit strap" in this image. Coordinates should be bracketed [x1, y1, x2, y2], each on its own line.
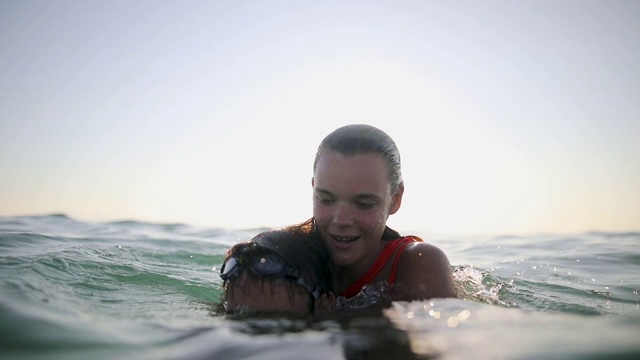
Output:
[340, 236, 422, 298]
[388, 239, 414, 284]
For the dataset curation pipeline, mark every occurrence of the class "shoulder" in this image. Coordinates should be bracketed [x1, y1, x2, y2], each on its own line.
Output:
[393, 240, 457, 300]
[400, 241, 452, 278]
[403, 239, 446, 260]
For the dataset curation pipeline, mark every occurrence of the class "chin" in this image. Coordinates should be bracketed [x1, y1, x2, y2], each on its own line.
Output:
[330, 253, 355, 267]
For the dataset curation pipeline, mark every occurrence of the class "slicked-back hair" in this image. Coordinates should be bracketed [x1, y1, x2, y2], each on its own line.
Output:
[313, 124, 403, 195]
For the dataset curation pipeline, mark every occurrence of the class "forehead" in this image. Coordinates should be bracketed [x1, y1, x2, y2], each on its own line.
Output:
[314, 151, 391, 195]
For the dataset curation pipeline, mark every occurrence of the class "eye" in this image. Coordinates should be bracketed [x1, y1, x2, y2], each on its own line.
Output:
[355, 201, 376, 210]
[314, 194, 335, 205]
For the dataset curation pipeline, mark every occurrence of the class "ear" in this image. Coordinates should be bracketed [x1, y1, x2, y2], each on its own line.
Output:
[314, 292, 336, 313]
[389, 182, 404, 215]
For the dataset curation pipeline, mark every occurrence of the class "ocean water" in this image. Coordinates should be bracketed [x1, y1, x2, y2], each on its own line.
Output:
[1, 214, 639, 360]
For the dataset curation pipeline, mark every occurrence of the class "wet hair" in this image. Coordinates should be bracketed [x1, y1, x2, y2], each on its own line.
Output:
[313, 124, 403, 241]
[313, 124, 403, 195]
[220, 219, 332, 313]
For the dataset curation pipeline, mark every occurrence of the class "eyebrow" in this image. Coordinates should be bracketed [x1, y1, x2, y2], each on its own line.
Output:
[314, 188, 333, 196]
[314, 188, 382, 201]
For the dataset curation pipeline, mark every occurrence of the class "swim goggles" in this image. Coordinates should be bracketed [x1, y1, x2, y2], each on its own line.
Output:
[220, 251, 321, 299]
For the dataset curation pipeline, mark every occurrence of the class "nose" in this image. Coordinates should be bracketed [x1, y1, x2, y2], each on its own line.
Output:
[332, 202, 354, 227]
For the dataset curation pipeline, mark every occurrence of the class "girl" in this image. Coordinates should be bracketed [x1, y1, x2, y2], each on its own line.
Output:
[311, 124, 456, 309]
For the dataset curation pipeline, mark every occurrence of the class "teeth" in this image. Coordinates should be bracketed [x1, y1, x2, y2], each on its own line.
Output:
[333, 236, 357, 242]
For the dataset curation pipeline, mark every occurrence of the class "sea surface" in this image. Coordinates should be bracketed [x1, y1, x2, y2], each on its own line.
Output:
[1, 214, 639, 359]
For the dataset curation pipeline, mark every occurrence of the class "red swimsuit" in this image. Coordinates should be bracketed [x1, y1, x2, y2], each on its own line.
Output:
[340, 236, 423, 298]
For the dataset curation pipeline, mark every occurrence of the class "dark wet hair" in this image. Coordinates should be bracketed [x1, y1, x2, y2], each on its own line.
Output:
[313, 124, 403, 194]
[220, 219, 332, 312]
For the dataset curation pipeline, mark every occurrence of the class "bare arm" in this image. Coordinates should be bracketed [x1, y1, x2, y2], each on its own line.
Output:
[392, 242, 456, 301]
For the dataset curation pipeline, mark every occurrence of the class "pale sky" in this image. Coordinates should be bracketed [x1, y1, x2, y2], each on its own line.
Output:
[1, 0, 638, 235]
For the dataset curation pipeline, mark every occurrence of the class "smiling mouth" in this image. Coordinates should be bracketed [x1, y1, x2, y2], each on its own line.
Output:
[330, 235, 359, 250]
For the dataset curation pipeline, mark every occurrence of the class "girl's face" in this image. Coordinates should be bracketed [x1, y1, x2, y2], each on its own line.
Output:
[312, 151, 403, 273]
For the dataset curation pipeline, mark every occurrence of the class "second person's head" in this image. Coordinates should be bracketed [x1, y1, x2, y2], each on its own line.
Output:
[220, 222, 334, 315]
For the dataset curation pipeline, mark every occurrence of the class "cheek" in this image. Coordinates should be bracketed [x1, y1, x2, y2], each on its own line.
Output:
[361, 209, 386, 225]
[360, 211, 389, 234]
[312, 203, 331, 222]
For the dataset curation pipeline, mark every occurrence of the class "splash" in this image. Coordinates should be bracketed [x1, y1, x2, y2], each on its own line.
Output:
[453, 265, 512, 306]
[336, 282, 394, 311]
